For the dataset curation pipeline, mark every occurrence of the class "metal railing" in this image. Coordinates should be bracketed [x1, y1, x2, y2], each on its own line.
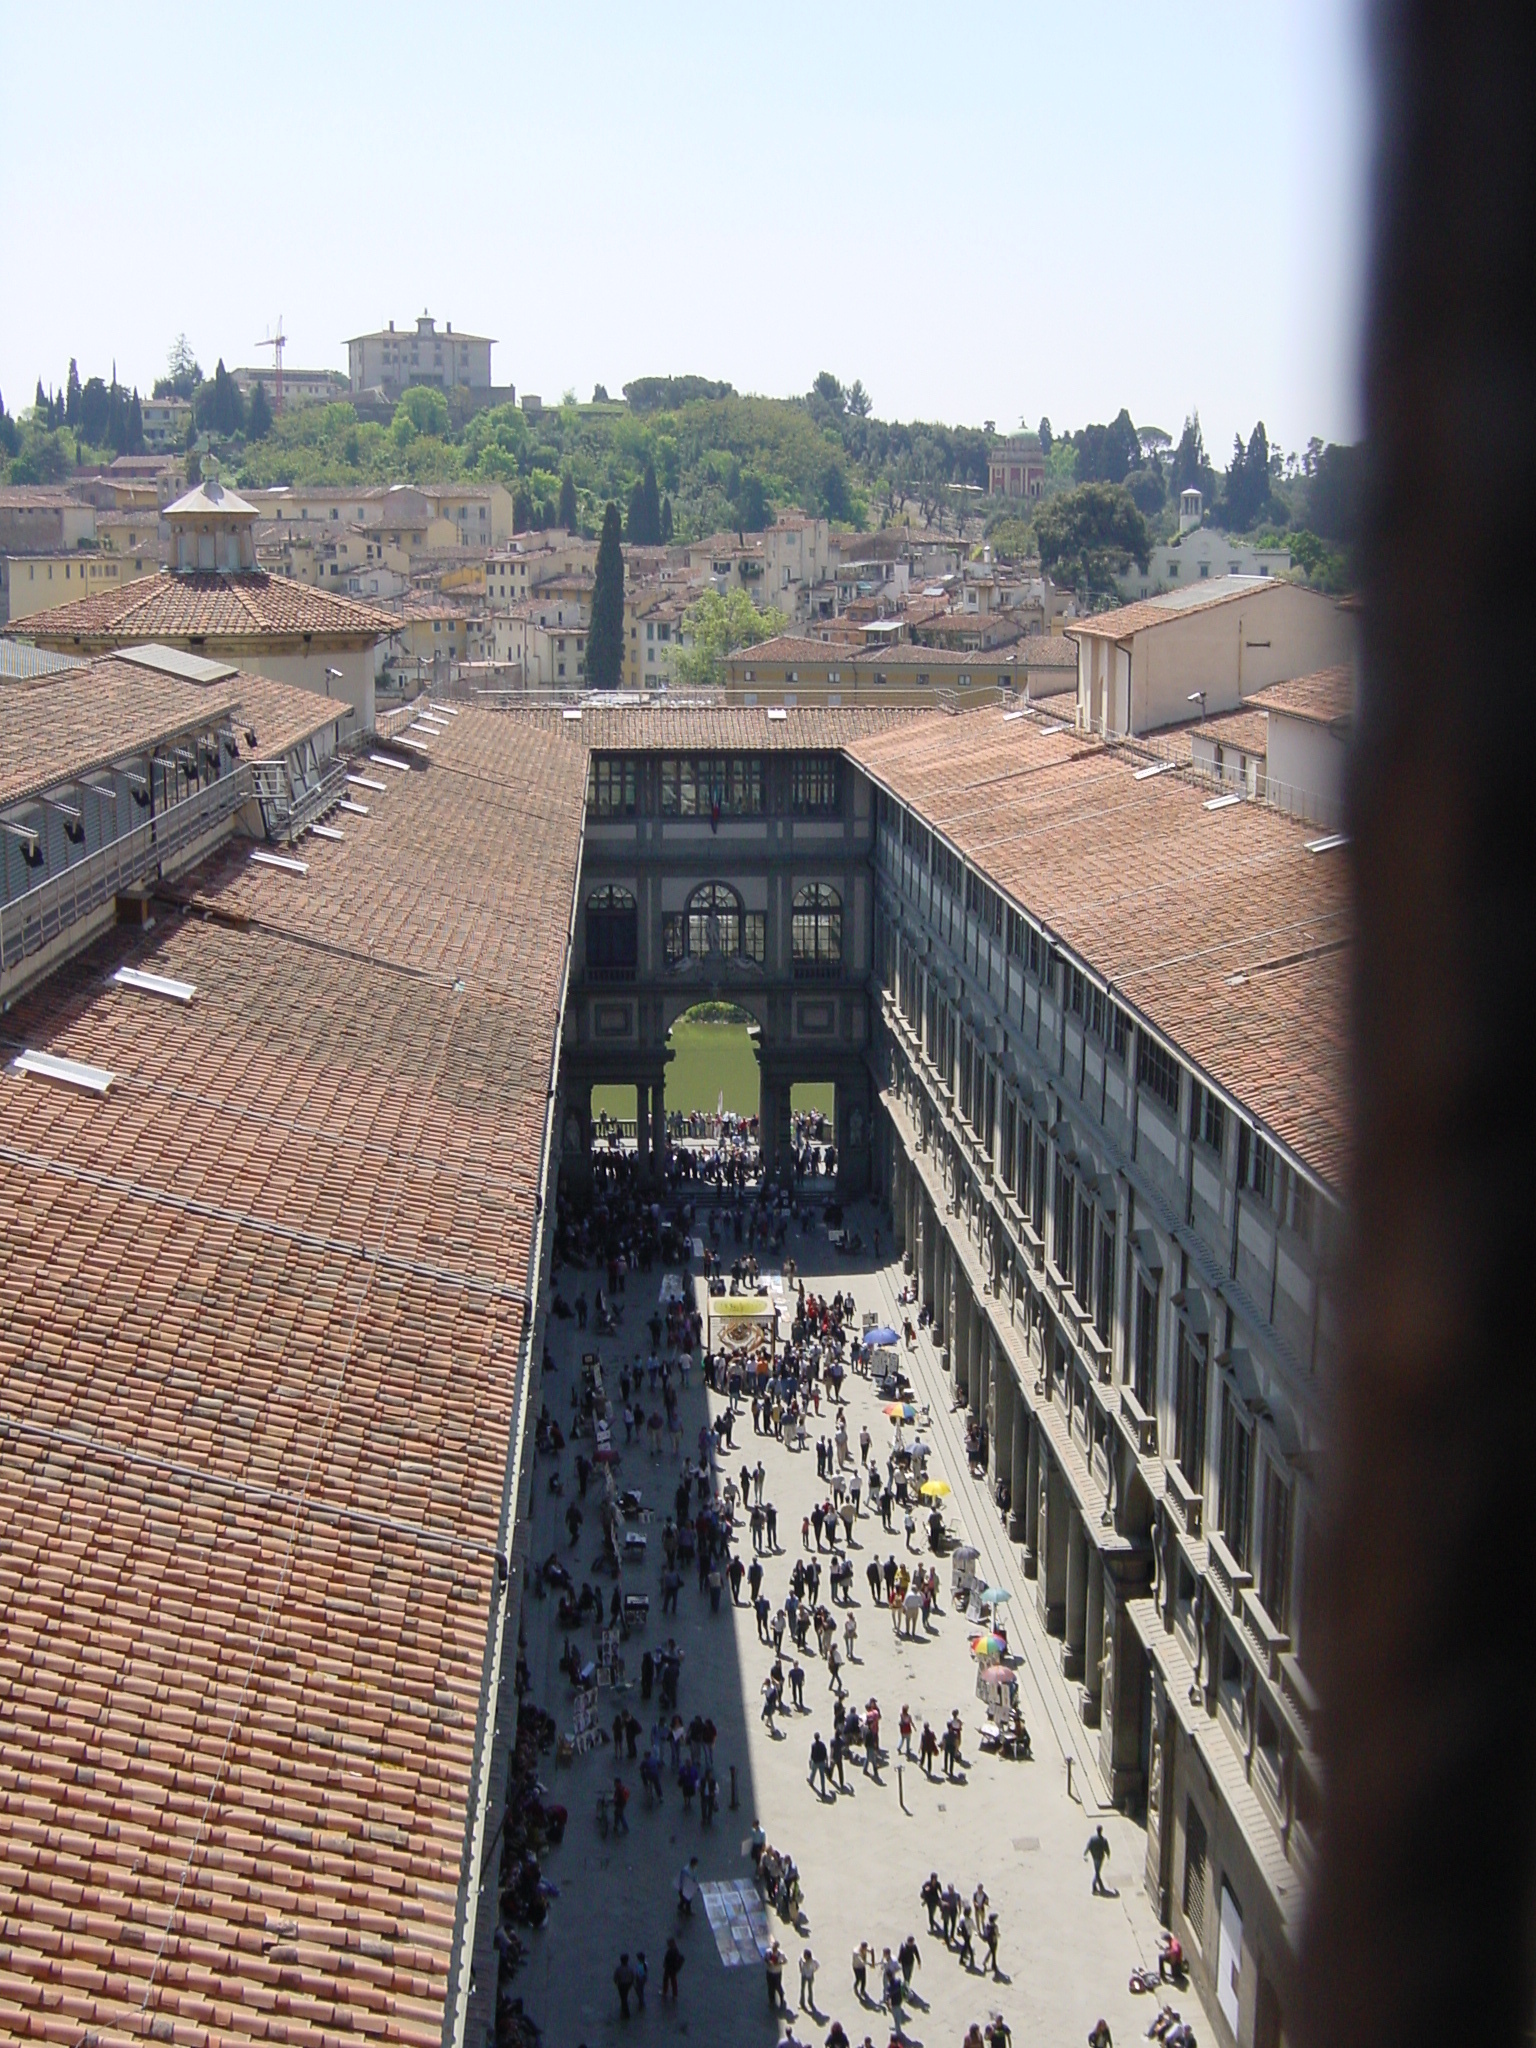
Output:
[252, 758, 349, 844]
[1, 767, 253, 978]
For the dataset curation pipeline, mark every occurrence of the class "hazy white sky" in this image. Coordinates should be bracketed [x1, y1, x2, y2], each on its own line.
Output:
[0, 0, 1373, 457]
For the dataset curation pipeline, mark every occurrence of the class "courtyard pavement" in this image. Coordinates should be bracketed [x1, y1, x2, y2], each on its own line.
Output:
[517, 1193, 1177, 2048]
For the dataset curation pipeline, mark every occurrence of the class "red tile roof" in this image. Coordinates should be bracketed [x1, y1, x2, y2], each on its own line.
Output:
[0, 656, 240, 807]
[848, 706, 1349, 1189]
[1244, 664, 1353, 727]
[19, 570, 394, 646]
[0, 710, 587, 2047]
[1066, 576, 1276, 641]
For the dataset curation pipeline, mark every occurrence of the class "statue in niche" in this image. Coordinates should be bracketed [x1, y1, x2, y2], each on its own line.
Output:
[848, 1105, 867, 1148]
[1099, 1621, 1115, 1729]
[1148, 1733, 1163, 1813]
[563, 1109, 581, 1155]
[1151, 1509, 1166, 1609]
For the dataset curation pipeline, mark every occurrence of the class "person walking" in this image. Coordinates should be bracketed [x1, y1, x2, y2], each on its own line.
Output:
[843, 1612, 858, 1663]
[809, 1732, 830, 1799]
[764, 1939, 787, 2014]
[920, 1721, 939, 1778]
[983, 1910, 1001, 1975]
[1085, 1824, 1112, 1895]
[853, 1939, 875, 2003]
[798, 1947, 819, 2013]
[790, 1658, 806, 1710]
[956, 1905, 976, 1971]
[898, 1704, 914, 1758]
[940, 1882, 961, 1944]
[921, 1870, 943, 1932]
[632, 1950, 648, 2010]
[661, 1936, 685, 1999]
[898, 1932, 921, 1991]
[613, 1953, 635, 2018]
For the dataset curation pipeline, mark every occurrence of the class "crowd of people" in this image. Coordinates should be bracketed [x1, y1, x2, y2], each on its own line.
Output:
[538, 1171, 1154, 2048]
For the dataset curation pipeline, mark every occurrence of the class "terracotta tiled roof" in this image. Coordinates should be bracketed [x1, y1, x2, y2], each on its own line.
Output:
[1190, 705, 1272, 756]
[526, 701, 922, 750]
[0, 655, 240, 807]
[848, 706, 1349, 1189]
[731, 634, 852, 667]
[18, 570, 394, 645]
[1066, 575, 1275, 641]
[230, 672, 353, 761]
[1244, 665, 1353, 726]
[1017, 634, 1079, 669]
[0, 710, 587, 2046]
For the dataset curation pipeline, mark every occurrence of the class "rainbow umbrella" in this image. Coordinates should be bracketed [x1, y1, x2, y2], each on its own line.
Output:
[884, 1403, 917, 1420]
[969, 1632, 1006, 1659]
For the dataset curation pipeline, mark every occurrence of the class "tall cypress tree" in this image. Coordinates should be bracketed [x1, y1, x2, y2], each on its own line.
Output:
[558, 470, 577, 531]
[65, 360, 81, 427]
[587, 502, 625, 689]
[641, 459, 661, 543]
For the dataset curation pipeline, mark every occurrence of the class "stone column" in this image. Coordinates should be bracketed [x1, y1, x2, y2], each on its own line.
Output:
[1085, 1548, 1106, 1720]
[1063, 1509, 1088, 1679]
[972, 1306, 989, 1426]
[993, 1339, 1014, 1497]
[759, 1081, 778, 1177]
[893, 1154, 907, 1256]
[1009, 1391, 1029, 1542]
[1022, 1412, 1040, 1568]
[1037, 1455, 1067, 1632]
[652, 1074, 666, 1178]
[636, 1081, 650, 1172]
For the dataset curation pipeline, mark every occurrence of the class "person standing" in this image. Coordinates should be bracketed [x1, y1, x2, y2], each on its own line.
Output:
[764, 1939, 787, 2013]
[1085, 1824, 1112, 1895]
[613, 1953, 635, 2018]
[799, 1947, 819, 2012]
[632, 1950, 648, 2010]
[661, 1936, 685, 1999]
[921, 1870, 943, 1933]
[853, 1939, 874, 2003]
[920, 1721, 939, 1778]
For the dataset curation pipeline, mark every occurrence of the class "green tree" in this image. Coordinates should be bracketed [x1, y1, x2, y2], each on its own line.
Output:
[847, 379, 871, 418]
[592, 383, 610, 402]
[392, 384, 451, 442]
[65, 360, 81, 428]
[246, 378, 273, 440]
[673, 587, 780, 688]
[812, 370, 846, 413]
[156, 334, 201, 401]
[78, 376, 110, 445]
[627, 458, 662, 543]
[736, 472, 770, 531]
[194, 359, 244, 438]
[821, 459, 852, 522]
[660, 495, 673, 542]
[1173, 413, 1208, 493]
[1038, 416, 1053, 453]
[1073, 407, 1141, 484]
[1035, 482, 1151, 604]
[0, 392, 20, 459]
[558, 469, 578, 530]
[1223, 421, 1271, 530]
[125, 389, 144, 455]
[588, 502, 625, 688]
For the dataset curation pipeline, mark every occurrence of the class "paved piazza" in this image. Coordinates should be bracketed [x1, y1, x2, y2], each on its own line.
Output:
[520, 1193, 1173, 2046]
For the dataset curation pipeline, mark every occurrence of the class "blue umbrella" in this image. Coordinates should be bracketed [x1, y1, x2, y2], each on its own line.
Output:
[865, 1326, 899, 1348]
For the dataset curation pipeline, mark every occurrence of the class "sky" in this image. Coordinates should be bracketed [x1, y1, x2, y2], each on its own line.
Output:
[0, 0, 1374, 460]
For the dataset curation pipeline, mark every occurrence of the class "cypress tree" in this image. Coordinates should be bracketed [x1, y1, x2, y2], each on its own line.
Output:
[626, 475, 646, 542]
[126, 390, 144, 455]
[587, 502, 625, 689]
[558, 470, 577, 530]
[661, 495, 673, 542]
[247, 379, 272, 440]
[65, 360, 81, 427]
[641, 459, 661, 543]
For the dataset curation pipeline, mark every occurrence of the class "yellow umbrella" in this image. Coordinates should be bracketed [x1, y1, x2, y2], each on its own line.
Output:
[919, 1478, 951, 1498]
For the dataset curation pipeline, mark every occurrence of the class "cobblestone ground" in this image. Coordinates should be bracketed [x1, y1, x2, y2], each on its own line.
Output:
[517, 1194, 1173, 2048]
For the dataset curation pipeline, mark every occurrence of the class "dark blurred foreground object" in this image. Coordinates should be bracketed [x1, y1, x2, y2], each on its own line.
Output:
[1305, 6, 1536, 2047]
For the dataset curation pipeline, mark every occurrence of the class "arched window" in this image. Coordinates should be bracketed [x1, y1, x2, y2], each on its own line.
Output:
[686, 881, 742, 961]
[587, 884, 637, 978]
[792, 883, 842, 973]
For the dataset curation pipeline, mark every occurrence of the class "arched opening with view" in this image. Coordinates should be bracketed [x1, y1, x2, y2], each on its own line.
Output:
[662, 882, 766, 969]
[792, 882, 842, 978]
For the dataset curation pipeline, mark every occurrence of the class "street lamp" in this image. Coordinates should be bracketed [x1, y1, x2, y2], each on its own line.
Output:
[1188, 690, 1207, 721]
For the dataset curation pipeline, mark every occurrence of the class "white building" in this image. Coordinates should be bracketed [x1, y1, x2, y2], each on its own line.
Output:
[1070, 578, 1355, 739]
[347, 314, 495, 401]
[764, 515, 833, 615]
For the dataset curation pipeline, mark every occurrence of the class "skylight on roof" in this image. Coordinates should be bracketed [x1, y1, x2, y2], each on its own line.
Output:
[111, 965, 196, 1003]
[308, 823, 345, 841]
[11, 1049, 114, 1094]
[1037, 722, 1065, 736]
[1002, 710, 1026, 723]
[767, 708, 788, 721]
[428, 701, 460, 716]
[338, 798, 370, 816]
[369, 753, 411, 772]
[561, 708, 583, 721]
[1306, 832, 1350, 854]
[347, 774, 387, 793]
[408, 721, 440, 738]
[1133, 761, 1178, 781]
[1204, 792, 1244, 811]
[249, 849, 309, 876]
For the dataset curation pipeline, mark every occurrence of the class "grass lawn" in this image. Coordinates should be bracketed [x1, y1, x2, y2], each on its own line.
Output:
[590, 1019, 834, 1124]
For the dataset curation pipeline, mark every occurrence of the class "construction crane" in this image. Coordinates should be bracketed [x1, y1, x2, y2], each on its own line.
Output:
[254, 318, 286, 416]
